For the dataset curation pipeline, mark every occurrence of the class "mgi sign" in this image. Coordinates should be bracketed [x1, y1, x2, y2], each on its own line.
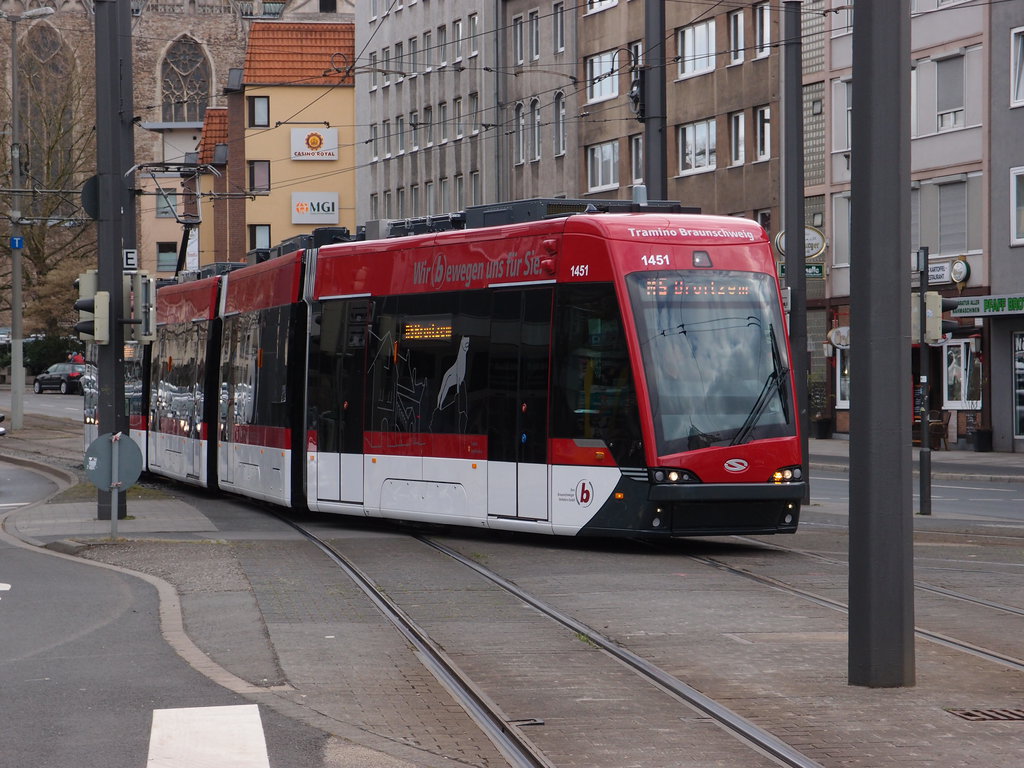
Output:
[292, 192, 339, 224]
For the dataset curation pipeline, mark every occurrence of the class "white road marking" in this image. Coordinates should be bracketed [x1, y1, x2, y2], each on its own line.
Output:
[147, 704, 270, 768]
[0, 503, 26, 509]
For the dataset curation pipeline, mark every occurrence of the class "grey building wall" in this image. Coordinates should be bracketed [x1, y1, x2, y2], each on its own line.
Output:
[356, 0, 499, 222]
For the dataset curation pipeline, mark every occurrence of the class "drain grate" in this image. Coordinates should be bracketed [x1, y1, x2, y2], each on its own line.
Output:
[946, 708, 1024, 722]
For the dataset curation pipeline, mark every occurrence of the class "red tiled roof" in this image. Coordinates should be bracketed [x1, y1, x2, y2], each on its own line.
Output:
[198, 107, 228, 165]
[244, 22, 355, 86]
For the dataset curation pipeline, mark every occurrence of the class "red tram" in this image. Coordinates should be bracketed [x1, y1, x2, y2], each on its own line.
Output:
[146, 201, 804, 537]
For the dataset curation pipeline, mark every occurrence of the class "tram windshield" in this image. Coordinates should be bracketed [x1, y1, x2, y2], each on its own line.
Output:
[627, 269, 795, 455]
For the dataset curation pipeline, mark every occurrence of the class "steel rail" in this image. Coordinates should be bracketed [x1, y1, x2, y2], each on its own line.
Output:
[281, 518, 554, 768]
[419, 536, 824, 768]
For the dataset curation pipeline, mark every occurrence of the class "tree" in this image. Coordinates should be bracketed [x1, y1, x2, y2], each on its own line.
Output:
[1, 20, 97, 337]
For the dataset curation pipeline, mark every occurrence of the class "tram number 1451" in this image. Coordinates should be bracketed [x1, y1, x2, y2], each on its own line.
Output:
[570, 264, 590, 278]
[642, 254, 671, 267]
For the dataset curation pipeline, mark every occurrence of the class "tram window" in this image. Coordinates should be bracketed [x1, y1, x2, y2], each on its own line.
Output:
[551, 283, 643, 466]
[309, 300, 367, 453]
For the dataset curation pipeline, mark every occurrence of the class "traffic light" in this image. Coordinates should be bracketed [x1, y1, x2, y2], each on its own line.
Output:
[73, 270, 110, 344]
[924, 291, 960, 343]
[131, 271, 157, 342]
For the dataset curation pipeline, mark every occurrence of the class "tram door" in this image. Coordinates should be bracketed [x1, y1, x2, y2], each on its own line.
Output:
[487, 288, 552, 520]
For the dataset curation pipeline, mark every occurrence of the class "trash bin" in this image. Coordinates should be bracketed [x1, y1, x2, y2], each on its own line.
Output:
[973, 429, 992, 452]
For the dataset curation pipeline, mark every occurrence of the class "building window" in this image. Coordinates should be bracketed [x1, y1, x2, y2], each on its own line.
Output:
[515, 103, 525, 164]
[370, 194, 379, 220]
[408, 38, 418, 76]
[936, 55, 965, 131]
[553, 92, 566, 155]
[1013, 27, 1024, 108]
[410, 184, 419, 215]
[1012, 166, 1024, 245]
[471, 171, 480, 205]
[369, 52, 378, 88]
[248, 160, 270, 191]
[382, 119, 391, 156]
[424, 106, 433, 145]
[249, 224, 270, 250]
[439, 177, 449, 212]
[383, 190, 392, 218]
[469, 93, 479, 134]
[832, 192, 851, 266]
[157, 242, 178, 272]
[529, 10, 540, 60]
[425, 181, 434, 214]
[531, 99, 541, 160]
[469, 14, 479, 56]
[587, 140, 619, 191]
[586, 50, 619, 102]
[156, 189, 177, 218]
[161, 36, 210, 122]
[439, 101, 448, 142]
[382, 47, 390, 86]
[553, 2, 565, 53]
[678, 118, 717, 174]
[454, 98, 464, 138]
[455, 174, 464, 209]
[677, 19, 716, 77]
[630, 134, 643, 184]
[754, 2, 771, 57]
[730, 111, 745, 165]
[728, 10, 744, 65]
[513, 15, 524, 65]
[835, 347, 851, 410]
[453, 18, 463, 60]
[938, 181, 967, 255]
[394, 42, 404, 81]
[396, 115, 405, 153]
[437, 25, 448, 66]
[397, 187, 405, 218]
[410, 110, 419, 149]
[755, 106, 771, 160]
[423, 30, 432, 71]
[587, 0, 616, 11]
[629, 41, 643, 85]
[943, 340, 981, 411]
[248, 96, 269, 127]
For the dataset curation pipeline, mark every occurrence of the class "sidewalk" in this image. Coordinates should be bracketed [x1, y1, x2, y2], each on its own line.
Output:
[808, 435, 1024, 482]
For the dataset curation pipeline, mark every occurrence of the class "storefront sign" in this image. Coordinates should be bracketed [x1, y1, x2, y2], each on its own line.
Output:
[827, 326, 850, 349]
[292, 192, 339, 224]
[951, 293, 1024, 317]
[291, 128, 338, 160]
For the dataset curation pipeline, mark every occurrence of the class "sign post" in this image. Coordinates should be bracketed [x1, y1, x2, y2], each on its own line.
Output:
[85, 432, 143, 538]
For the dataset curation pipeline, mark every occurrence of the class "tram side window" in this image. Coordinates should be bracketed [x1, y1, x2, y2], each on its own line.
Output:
[366, 292, 490, 438]
[308, 300, 367, 453]
[551, 283, 643, 466]
[154, 323, 201, 436]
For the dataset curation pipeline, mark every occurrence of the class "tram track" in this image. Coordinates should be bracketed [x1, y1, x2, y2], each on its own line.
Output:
[282, 516, 825, 768]
[682, 535, 1024, 674]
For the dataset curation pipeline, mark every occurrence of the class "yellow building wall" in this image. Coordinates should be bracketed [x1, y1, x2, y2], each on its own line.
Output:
[245, 84, 356, 246]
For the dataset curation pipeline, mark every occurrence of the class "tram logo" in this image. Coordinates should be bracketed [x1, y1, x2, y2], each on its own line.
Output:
[724, 458, 749, 473]
[575, 480, 594, 507]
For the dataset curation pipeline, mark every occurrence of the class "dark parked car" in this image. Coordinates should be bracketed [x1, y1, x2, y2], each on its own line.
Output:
[33, 363, 88, 395]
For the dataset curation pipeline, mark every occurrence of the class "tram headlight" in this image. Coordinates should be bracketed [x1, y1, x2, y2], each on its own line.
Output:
[650, 468, 698, 484]
[772, 466, 803, 483]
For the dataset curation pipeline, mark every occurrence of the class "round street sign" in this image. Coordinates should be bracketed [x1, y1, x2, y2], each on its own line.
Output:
[774, 225, 827, 260]
[84, 433, 144, 491]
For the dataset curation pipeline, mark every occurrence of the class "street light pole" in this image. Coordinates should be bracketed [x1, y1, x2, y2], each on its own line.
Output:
[6, 6, 54, 431]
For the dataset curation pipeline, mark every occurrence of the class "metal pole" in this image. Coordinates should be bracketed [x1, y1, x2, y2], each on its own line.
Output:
[94, 0, 131, 521]
[643, 0, 666, 200]
[917, 247, 931, 516]
[848, 0, 915, 688]
[9, 15, 22, 431]
[783, 1, 808, 497]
